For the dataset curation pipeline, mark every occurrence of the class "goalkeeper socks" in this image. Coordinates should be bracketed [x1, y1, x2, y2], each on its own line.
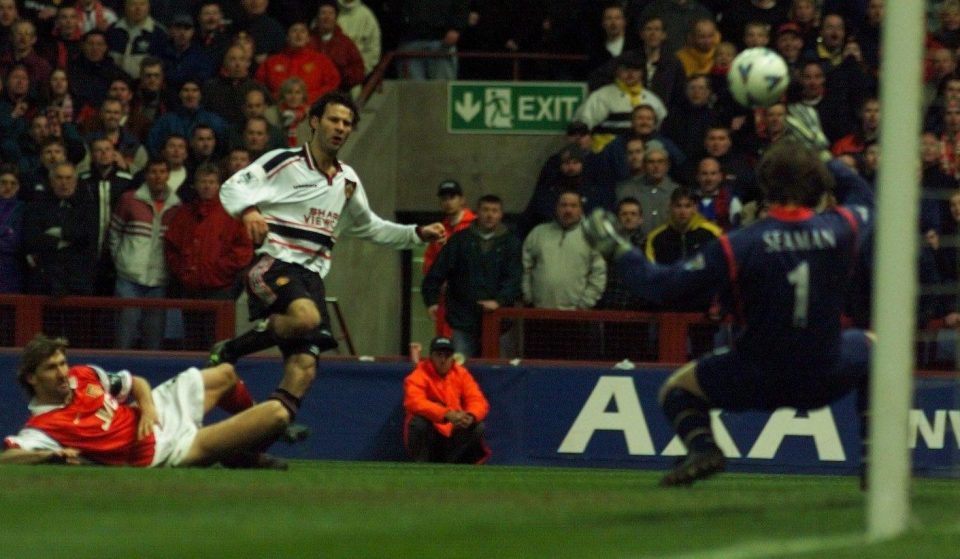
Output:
[662, 387, 717, 453]
[218, 380, 255, 414]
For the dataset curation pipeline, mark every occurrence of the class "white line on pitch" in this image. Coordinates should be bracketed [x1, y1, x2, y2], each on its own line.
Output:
[634, 533, 865, 559]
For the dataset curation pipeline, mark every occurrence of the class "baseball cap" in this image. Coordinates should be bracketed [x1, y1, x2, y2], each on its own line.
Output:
[436, 179, 463, 197]
[616, 50, 645, 69]
[566, 121, 589, 136]
[171, 13, 195, 28]
[429, 336, 455, 353]
[776, 22, 801, 38]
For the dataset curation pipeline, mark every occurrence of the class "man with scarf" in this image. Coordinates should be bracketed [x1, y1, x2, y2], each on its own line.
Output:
[573, 51, 668, 153]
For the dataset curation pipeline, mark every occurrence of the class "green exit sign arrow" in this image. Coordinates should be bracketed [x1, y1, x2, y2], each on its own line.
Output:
[448, 82, 587, 135]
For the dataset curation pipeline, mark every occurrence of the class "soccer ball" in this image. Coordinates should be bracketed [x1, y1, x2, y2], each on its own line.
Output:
[727, 47, 790, 108]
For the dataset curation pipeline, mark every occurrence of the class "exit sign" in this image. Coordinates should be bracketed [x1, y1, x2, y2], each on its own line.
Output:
[448, 82, 587, 134]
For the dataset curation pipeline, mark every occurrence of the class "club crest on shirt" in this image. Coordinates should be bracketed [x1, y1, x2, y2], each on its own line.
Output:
[86, 384, 104, 398]
[275, 276, 290, 287]
[344, 180, 356, 200]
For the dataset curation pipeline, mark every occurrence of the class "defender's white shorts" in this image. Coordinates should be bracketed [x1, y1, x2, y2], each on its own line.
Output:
[149, 368, 205, 467]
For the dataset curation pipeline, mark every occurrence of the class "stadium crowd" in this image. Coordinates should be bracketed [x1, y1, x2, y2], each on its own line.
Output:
[0, 0, 957, 363]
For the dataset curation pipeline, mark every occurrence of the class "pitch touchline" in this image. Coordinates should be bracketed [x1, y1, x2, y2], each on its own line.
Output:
[636, 523, 960, 559]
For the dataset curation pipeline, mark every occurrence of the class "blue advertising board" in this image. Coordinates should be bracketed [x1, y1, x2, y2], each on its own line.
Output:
[0, 352, 956, 476]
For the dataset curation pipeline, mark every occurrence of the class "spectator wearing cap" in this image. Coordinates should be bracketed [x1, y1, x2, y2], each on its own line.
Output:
[310, 1, 365, 94]
[403, 336, 491, 464]
[105, 0, 168, 80]
[517, 143, 589, 239]
[774, 22, 805, 79]
[254, 21, 341, 105]
[574, 50, 668, 153]
[423, 194, 520, 358]
[422, 179, 476, 338]
[158, 14, 217, 95]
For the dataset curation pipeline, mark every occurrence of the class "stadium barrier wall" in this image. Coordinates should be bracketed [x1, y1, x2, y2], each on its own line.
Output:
[2, 352, 956, 477]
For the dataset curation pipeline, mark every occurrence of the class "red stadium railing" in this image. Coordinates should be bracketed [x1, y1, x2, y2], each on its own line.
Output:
[0, 294, 235, 349]
[480, 307, 721, 363]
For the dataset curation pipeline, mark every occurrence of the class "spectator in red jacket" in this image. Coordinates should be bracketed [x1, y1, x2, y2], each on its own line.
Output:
[255, 21, 340, 104]
[403, 336, 491, 464]
[422, 179, 476, 337]
[164, 164, 253, 300]
[310, 0, 365, 93]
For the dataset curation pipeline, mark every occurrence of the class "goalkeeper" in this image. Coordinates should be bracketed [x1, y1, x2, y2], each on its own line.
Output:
[583, 107, 875, 486]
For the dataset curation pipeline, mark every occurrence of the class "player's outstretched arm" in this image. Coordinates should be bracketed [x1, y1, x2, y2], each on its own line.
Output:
[583, 209, 728, 306]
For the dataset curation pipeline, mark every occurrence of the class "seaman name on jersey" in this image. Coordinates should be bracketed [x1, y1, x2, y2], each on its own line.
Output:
[762, 228, 837, 253]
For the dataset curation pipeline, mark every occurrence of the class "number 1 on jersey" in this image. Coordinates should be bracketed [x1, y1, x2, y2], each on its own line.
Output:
[787, 261, 809, 328]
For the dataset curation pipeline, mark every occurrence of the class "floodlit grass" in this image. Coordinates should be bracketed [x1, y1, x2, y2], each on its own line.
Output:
[0, 461, 957, 558]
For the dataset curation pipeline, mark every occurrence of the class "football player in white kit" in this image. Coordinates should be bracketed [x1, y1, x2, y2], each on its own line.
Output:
[213, 91, 445, 427]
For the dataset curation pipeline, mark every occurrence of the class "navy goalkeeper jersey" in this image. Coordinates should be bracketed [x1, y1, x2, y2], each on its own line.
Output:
[619, 161, 873, 369]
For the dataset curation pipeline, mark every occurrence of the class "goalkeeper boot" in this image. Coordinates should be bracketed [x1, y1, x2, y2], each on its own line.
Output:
[582, 208, 634, 260]
[659, 446, 726, 487]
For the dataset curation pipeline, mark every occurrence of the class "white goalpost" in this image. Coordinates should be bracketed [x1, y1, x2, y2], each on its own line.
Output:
[867, 0, 926, 541]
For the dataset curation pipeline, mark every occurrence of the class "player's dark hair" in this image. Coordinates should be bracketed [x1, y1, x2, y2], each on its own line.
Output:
[757, 139, 834, 206]
[18, 334, 69, 396]
[309, 91, 360, 126]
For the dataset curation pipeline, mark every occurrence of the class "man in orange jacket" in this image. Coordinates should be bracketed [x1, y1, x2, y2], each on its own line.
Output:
[402, 336, 490, 463]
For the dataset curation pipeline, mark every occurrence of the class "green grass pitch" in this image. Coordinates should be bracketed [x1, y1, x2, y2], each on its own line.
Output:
[1, 461, 957, 558]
